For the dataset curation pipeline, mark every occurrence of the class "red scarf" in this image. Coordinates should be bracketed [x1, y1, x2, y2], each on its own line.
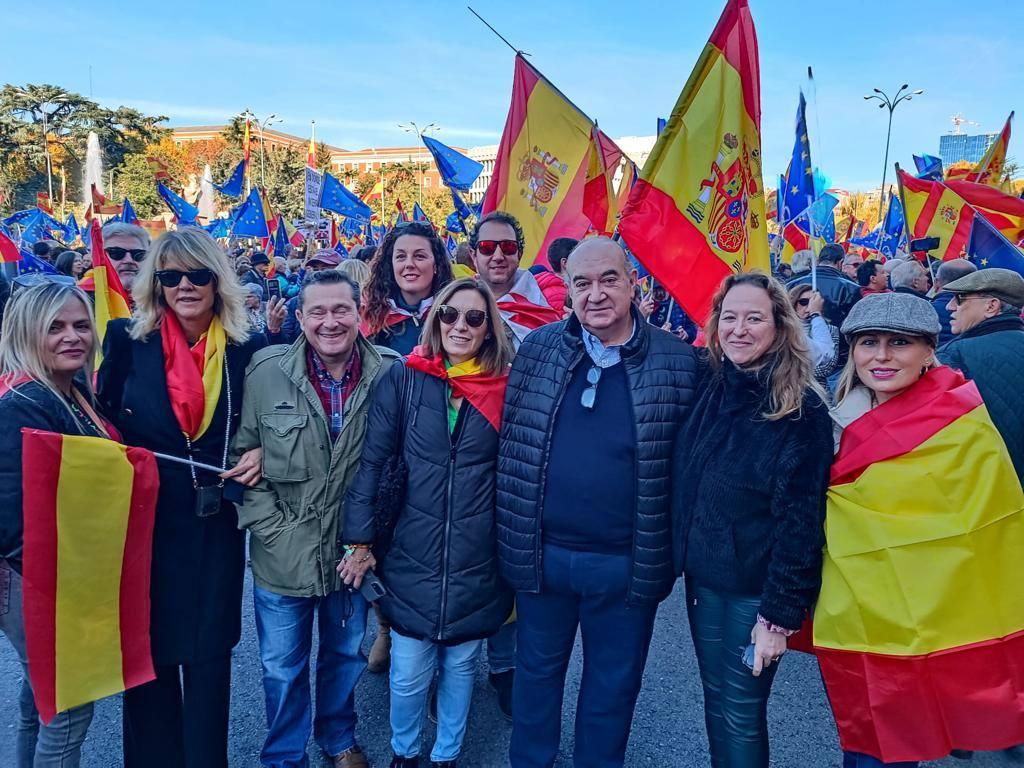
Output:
[405, 346, 508, 431]
[160, 312, 223, 440]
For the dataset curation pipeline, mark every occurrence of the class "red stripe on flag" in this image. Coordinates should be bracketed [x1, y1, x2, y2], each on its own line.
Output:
[911, 185, 944, 239]
[708, 0, 761, 127]
[118, 447, 159, 690]
[482, 55, 540, 214]
[818, 629, 1024, 763]
[943, 205, 975, 260]
[618, 180, 732, 323]
[21, 429, 61, 724]
[831, 368, 981, 485]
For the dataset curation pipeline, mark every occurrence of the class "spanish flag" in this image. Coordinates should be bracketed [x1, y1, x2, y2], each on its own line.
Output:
[898, 169, 975, 260]
[815, 367, 1024, 763]
[618, 0, 769, 323]
[21, 429, 159, 723]
[0, 228, 23, 263]
[83, 220, 132, 363]
[582, 125, 618, 237]
[970, 111, 1013, 187]
[483, 54, 622, 268]
[946, 177, 1024, 244]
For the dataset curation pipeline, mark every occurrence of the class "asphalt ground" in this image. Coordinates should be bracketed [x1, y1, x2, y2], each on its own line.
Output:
[0, 574, 1017, 767]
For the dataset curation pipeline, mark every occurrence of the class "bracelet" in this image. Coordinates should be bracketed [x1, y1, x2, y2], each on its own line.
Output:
[757, 614, 796, 637]
[342, 544, 370, 557]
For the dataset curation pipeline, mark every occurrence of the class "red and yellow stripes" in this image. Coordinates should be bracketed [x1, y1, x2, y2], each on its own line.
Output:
[815, 367, 1024, 762]
[87, 220, 131, 366]
[618, 0, 769, 324]
[946, 178, 1024, 244]
[899, 170, 975, 260]
[21, 430, 158, 723]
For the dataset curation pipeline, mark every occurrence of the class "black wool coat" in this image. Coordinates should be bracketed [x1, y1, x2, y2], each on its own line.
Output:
[98, 318, 266, 665]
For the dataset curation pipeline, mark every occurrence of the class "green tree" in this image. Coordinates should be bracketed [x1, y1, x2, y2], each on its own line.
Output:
[113, 154, 164, 219]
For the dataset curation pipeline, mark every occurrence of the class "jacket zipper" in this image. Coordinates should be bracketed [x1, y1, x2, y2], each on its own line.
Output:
[438, 385, 457, 642]
[623, 358, 639, 608]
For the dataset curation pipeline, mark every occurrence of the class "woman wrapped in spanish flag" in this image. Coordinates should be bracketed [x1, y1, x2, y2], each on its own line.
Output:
[819, 292, 1024, 767]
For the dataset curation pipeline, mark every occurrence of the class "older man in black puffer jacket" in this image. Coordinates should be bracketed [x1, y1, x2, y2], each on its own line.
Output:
[497, 237, 698, 768]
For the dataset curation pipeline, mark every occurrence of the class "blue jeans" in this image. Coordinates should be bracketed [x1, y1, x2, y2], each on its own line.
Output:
[510, 543, 658, 768]
[0, 560, 94, 768]
[253, 585, 368, 768]
[843, 753, 917, 767]
[389, 630, 482, 762]
[487, 621, 516, 674]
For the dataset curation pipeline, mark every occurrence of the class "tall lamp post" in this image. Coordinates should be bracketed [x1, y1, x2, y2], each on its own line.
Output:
[864, 84, 923, 222]
[398, 122, 439, 205]
[13, 88, 69, 204]
[241, 110, 283, 187]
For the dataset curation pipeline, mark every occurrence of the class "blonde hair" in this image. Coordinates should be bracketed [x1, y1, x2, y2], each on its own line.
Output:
[418, 277, 514, 377]
[130, 227, 250, 343]
[834, 332, 936, 402]
[705, 271, 822, 420]
[0, 283, 98, 418]
[337, 258, 371, 289]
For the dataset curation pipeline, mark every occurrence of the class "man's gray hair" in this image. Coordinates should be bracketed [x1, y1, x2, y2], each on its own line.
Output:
[890, 259, 925, 289]
[790, 249, 814, 274]
[935, 258, 977, 288]
[101, 221, 151, 248]
[566, 236, 632, 276]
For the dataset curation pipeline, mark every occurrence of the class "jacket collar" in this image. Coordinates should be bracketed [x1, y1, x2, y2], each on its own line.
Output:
[278, 334, 383, 393]
[562, 304, 650, 362]
[959, 312, 1024, 339]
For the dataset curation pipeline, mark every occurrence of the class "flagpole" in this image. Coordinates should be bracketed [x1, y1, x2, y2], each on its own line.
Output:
[153, 452, 227, 474]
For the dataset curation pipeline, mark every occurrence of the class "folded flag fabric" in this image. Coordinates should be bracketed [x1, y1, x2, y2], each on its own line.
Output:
[495, 269, 563, 344]
[21, 429, 159, 724]
[815, 367, 1024, 763]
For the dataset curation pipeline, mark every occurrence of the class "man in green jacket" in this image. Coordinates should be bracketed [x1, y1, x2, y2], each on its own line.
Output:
[233, 270, 398, 768]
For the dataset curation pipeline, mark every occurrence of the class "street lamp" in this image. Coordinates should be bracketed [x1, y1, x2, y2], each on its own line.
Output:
[398, 122, 439, 205]
[13, 88, 69, 204]
[864, 84, 923, 221]
[241, 110, 283, 187]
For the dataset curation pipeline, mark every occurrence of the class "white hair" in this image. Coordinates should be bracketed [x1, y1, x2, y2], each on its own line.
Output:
[890, 259, 925, 289]
[791, 249, 814, 274]
[102, 221, 151, 248]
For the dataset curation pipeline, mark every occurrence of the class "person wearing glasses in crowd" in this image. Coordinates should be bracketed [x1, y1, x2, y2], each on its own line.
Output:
[79, 222, 151, 298]
[496, 237, 698, 767]
[360, 222, 454, 357]
[97, 228, 265, 768]
[0, 281, 111, 767]
[468, 212, 563, 351]
[341, 276, 514, 768]
[789, 284, 840, 385]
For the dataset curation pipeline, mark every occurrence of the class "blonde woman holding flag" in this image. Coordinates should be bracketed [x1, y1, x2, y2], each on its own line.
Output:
[98, 228, 265, 768]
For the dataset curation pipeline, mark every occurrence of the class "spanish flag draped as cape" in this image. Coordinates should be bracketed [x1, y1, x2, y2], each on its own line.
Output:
[815, 367, 1024, 763]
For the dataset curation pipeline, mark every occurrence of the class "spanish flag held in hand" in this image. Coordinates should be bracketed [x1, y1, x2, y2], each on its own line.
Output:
[619, 0, 768, 323]
[21, 429, 159, 723]
[815, 367, 1024, 762]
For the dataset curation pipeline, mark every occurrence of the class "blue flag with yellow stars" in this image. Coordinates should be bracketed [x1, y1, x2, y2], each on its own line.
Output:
[780, 91, 814, 224]
[157, 182, 198, 225]
[422, 136, 483, 192]
[231, 188, 269, 237]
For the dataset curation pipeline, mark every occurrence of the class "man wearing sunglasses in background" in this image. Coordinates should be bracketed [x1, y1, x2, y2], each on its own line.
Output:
[468, 211, 562, 350]
[497, 237, 698, 768]
[99, 221, 151, 294]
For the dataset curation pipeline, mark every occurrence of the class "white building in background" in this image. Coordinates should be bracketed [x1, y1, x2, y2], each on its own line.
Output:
[465, 136, 657, 204]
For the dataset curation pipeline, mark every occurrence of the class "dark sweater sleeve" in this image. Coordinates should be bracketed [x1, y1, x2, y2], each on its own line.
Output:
[758, 397, 834, 630]
[96, 318, 133, 418]
[341, 361, 405, 544]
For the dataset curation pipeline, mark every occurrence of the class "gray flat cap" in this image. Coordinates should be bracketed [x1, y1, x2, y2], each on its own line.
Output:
[942, 267, 1024, 307]
[841, 292, 941, 344]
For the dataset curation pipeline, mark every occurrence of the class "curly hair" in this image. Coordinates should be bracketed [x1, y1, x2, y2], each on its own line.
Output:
[469, 211, 525, 255]
[362, 222, 453, 337]
[704, 271, 822, 421]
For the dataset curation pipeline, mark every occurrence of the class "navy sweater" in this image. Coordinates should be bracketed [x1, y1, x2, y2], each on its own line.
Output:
[542, 361, 636, 554]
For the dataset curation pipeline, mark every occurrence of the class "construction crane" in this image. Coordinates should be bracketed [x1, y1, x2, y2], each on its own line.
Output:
[950, 113, 981, 134]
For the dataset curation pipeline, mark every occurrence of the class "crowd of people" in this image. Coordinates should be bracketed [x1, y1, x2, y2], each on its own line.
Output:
[0, 213, 1022, 768]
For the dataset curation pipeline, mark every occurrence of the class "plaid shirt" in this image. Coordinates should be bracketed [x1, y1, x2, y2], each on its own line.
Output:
[306, 345, 362, 441]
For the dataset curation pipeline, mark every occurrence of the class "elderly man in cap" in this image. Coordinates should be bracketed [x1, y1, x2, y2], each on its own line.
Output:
[267, 250, 343, 345]
[938, 267, 1024, 476]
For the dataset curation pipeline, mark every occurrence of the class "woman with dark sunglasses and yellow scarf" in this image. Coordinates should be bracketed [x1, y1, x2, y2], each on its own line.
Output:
[98, 227, 265, 768]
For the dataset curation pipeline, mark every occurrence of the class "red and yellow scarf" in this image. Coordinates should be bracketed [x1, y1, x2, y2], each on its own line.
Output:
[160, 312, 225, 440]
[405, 345, 507, 431]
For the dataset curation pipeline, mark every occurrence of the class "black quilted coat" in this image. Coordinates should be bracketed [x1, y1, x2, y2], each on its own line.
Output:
[496, 309, 698, 605]
[344, 362, 513, 644]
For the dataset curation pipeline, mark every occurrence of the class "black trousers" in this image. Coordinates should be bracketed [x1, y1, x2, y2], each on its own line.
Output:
[123, 654, 232, 768]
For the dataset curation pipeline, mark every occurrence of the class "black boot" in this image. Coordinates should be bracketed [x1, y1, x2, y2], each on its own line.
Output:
[431, 762, 457, 768]
[488, 669, 514, 720]
[390, 757, 420, 768]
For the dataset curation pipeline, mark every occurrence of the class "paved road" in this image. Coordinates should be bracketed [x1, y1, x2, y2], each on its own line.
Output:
[0, 573, 1015, 767]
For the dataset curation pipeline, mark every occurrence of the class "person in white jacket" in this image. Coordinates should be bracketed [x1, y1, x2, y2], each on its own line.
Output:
[789, 283, 840, 385]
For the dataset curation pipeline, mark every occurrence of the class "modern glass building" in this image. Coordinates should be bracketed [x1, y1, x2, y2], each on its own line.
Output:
[939, 133, 998, 166]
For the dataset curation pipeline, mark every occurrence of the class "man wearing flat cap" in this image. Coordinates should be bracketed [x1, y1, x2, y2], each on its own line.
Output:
[938, 267, 1024, 475]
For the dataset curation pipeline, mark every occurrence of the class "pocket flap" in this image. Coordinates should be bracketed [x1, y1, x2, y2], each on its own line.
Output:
[260, 413, 308, 437]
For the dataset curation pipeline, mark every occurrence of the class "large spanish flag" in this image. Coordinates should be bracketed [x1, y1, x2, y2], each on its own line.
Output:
[483, 54, 622, 268]
[815, 367, 1024, 763]
[947, 112, 1013, 187]
[946, 177, 1024, 244]
[582, 125, 618, 236]
[898, 169, 975, 260]
[618, 0, 768, 323]
[21, 429, 159, 723]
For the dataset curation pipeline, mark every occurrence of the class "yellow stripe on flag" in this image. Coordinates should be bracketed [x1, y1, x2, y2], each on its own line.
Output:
[815, 404, 1024, 656]
[53, 436, 134, 712]
[93, 266, 131, 366]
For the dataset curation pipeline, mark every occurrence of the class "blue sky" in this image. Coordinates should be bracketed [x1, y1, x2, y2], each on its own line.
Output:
[6, 0, 1021, 191]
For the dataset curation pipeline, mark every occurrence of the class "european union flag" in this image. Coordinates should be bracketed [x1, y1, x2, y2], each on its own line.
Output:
[446, 234, 457, 256]
[342, 217, 362, 237]
[120, 197, 139, 225]
[781, 92, 814, 223]
[204, 218, 232, 239]
[412, 202, 430, 224]
[157, 182, 198, 225]
[2, 209, 36, 227]
[215, 160, 246, 198]
[913, 154, 944, 182]
[365, 223, 377, 247]
[231, 188, 270, 237]
[422, 136, 483, 192]
[446, 212, 464, 234]
[320, 173, 373, 221]
[451, 189, 474, 221]
[878, 195, 905, 258]
[18, 249, 57, 274]
[64, 213, 81, 242]
[19, 211, 52, 246]
[333, 242, 350, 259]
[795, 193, 838, 238]
[967, 213, 1024, 277]
[851, 227, 881, 250]
[272, 216, 290, 256]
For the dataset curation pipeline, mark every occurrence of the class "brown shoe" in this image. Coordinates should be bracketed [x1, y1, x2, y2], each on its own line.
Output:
[334, 745, 369, 768]
[367, 625, 391, 673]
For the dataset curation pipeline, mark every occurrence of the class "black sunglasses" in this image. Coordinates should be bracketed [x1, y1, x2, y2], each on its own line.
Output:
[797, 297, 811, 307]
[105, 246, 147, 262]
[155, 269, 215, 288]
[581, 366, 602, 410]
[437, 305, 488, 328]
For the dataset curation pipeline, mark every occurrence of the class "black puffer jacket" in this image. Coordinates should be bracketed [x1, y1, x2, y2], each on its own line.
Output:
[672, 356, 834, 630]
[344, 362, 512, 644]
[497, 309, 698, 605]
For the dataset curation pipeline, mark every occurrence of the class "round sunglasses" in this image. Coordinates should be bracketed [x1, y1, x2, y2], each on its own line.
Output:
[105, 246, 148, 262]
[437, 305, 488, 328]
[154, 269, 215, 288]
[476, 239, 519, 257]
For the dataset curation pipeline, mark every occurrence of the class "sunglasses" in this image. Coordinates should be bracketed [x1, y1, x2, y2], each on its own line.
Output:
[105, 246, 147, 262]
[155, 269, 215, 288]
[581, 366, 602, 410]
[797, 297, 811, 307]
[952, 294, 992, 306]
[437, 305, 488, 328]
[476, 239, 519, 257]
